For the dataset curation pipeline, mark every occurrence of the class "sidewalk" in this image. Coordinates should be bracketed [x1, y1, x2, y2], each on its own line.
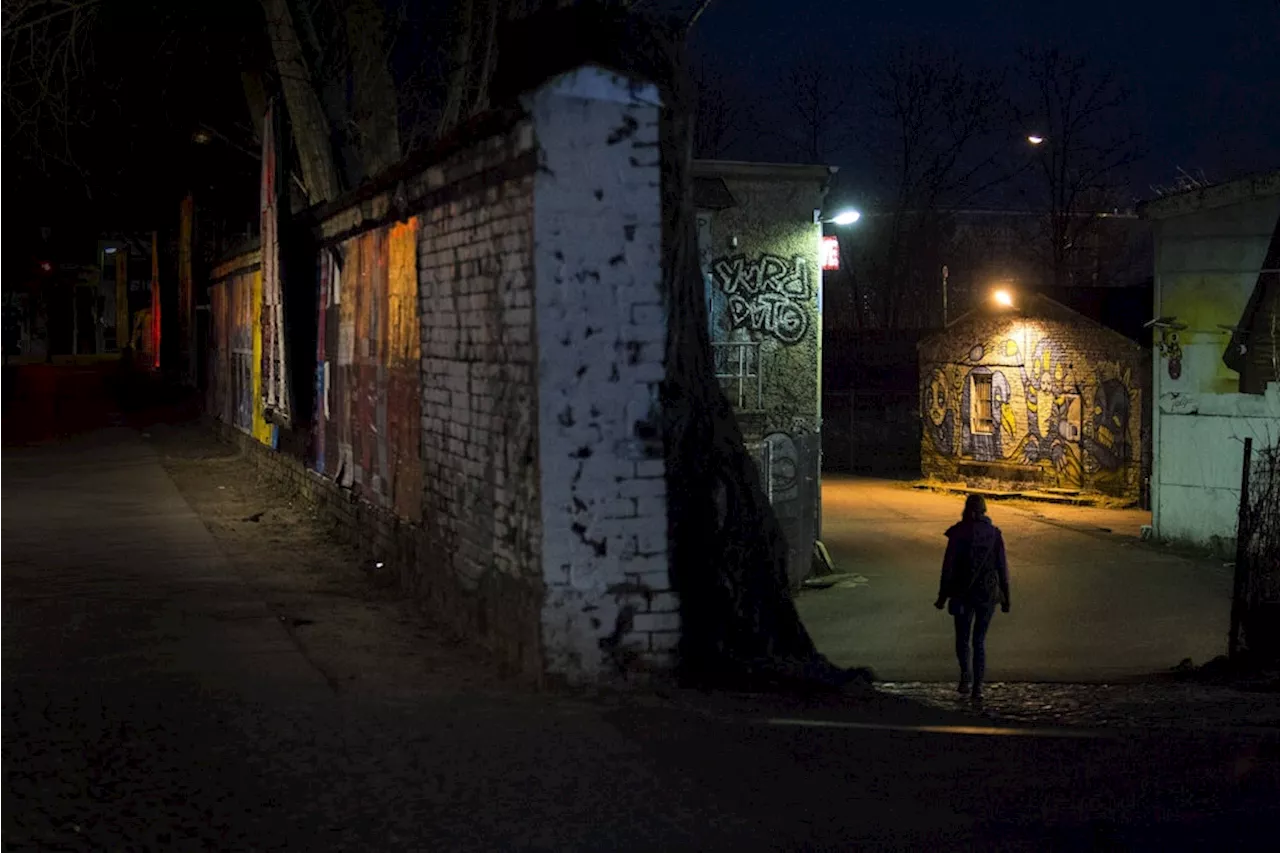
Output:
[6, 420, 1280, 850]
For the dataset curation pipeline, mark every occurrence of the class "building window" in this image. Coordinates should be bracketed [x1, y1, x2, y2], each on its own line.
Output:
[971, 373, 994, 434]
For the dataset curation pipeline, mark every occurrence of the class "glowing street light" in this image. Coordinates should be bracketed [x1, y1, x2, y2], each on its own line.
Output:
[993, 289, 1014, 308]
[830, 209, 862, 226]
[1027, 135, 1045, 145]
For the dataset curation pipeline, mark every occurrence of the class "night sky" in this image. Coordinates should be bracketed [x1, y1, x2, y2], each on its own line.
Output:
[692, 0, 1280, 193]
[4, 0, 1277, 240]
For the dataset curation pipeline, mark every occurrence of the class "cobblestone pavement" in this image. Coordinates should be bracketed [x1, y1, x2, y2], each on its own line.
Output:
[879, 682, 1280, 730]
[6, 421, 1280, 851]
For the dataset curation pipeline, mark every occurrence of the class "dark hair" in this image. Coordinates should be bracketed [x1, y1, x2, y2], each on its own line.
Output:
[963, 494, 988, 521]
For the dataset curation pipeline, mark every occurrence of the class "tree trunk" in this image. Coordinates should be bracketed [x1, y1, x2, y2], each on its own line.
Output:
[654, 20, 864, 690]
[260, 0, 340, 204]
[436, 0, 476, 136]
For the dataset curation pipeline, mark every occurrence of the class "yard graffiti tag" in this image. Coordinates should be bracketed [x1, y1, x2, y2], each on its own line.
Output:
[712, 253, 813, 345]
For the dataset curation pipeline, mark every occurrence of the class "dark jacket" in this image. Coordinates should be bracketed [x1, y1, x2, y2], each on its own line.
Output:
[937, 517, 1010, 610]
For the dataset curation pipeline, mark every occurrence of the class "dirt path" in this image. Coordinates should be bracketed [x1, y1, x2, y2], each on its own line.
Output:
[148, 419, 515, 703]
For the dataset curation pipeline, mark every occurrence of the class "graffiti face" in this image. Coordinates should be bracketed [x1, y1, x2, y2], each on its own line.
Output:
[926, 370, 949, 426]
[712, 253, 812, 345]
[1083, 378, 1131, 472]
[923, 369, 955, 456]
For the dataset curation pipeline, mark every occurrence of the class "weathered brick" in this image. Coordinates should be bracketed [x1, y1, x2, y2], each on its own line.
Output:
[632, 611, 680, 633]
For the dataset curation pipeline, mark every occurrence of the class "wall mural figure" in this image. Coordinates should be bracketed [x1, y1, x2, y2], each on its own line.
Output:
[960, 367, 1017, 461]
[1017, 338, 1082, 488]
[711, 253, 812, 345]
[923, 368, 955, 457]
[1082, 368, 1133, 475]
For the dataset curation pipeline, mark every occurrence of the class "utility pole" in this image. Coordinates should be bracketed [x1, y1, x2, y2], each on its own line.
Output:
[941, 264, 949, 326]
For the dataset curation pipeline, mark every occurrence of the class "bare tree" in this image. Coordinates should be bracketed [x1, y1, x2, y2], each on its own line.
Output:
[690, 60, 744, 159]
[2, 0, 102, 175]
[772, 55, 853, 163]
[1017, 47, 1141, 288]
[857, 46, 1010, 329]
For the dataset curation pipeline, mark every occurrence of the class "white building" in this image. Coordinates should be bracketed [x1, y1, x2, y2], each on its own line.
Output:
[1140, 171, 1280, 552]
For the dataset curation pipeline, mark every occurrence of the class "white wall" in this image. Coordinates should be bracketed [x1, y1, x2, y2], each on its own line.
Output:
[1155, 387, 1280, 548]
[526, 67, 674, 681]
[1151, 190, 1280, 547]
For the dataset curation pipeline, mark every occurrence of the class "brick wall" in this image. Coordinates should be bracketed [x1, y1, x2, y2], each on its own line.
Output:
[414, 120, 545, 678]
[207, 64, 673, 684]
[919, 298, 1149, 501]
[527, 68, 672, 678]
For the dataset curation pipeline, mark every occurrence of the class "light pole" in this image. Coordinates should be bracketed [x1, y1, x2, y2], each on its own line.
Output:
[817, 208, 862, 227]
[941, 264, 949, 326]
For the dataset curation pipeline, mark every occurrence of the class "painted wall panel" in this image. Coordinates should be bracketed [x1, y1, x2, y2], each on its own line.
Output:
[920, 312, 1148, 500]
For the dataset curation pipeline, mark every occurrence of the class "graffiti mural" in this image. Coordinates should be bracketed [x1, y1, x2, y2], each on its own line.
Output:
[1081, 364, 1136, 496]
[761, 431, 800, 502]
[919, 320, 1146, 500]
[1016, 338, 1083, 487]
[312, 219, 421, 518]
[711, 253, 812, 345]
[923, 368, 956, 457]
[208, 257, 272, 446]
[960, 367, 1016, 462]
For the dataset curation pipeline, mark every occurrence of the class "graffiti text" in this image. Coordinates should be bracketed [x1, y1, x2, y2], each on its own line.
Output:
[712, 253, 812, 345]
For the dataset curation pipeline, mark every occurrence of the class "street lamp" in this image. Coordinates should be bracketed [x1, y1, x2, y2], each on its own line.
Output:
[993, 289, 1015, 308]
[817, 208, 862, 226]
[1027, 135, 1045, 145]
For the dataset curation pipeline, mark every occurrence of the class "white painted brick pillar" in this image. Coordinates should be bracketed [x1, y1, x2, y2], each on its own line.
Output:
[525, 66, 675, 681]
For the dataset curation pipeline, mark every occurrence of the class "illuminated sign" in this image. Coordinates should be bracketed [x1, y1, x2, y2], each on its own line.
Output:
[821, 235, 840, 271]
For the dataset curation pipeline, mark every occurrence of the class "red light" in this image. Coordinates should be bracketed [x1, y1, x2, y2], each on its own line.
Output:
[821, 236, 840, 271]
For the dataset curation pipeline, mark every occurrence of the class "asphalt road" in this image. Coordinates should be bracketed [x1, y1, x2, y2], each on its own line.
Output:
[4, 427, 1278, 851]
[802, 477, 1234, 682]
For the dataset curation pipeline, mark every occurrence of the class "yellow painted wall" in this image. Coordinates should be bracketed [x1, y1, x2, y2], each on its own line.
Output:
[1159, 272, 1249, 394]
[250, 270, 272, 444]
[388, 218, 420, 368]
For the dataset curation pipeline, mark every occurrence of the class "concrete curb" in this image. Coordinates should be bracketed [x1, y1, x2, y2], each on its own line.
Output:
[909, 481, 1124, 508]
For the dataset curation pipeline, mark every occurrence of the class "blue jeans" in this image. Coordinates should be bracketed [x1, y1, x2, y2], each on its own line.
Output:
[953, 603, 996, 686]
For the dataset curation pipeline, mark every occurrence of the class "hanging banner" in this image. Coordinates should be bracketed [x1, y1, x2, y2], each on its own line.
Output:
[260, 99, 289, 423]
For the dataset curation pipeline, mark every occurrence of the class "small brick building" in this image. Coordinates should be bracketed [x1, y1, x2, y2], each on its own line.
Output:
[918, 293, 1150, 502]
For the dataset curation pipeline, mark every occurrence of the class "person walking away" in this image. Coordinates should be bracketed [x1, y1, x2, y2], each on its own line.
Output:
[934, 494, 1010, 703]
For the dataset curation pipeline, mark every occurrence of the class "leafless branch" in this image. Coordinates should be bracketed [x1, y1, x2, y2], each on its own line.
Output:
[1016, 47, 1143, 286]
[2, 0, 101, 176]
